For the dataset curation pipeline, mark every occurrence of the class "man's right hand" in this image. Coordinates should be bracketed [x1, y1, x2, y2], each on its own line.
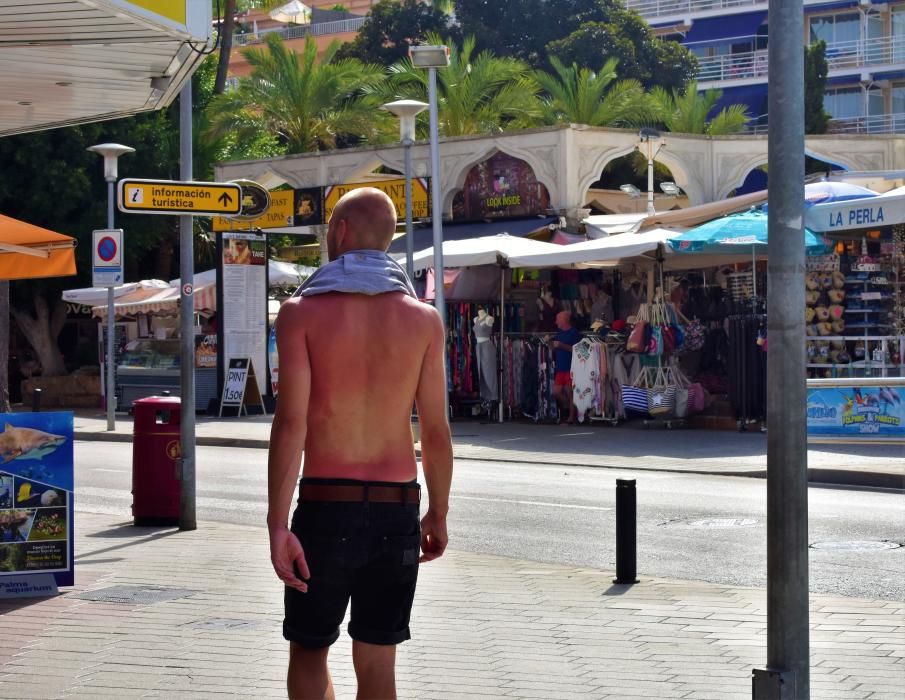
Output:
[419, 509, 448, 563]
[269, 525, 310, 592]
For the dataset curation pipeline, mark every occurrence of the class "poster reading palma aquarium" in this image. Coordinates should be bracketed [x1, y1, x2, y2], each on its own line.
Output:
[807, 386, 904, 439]
[0, 412, 74, 587]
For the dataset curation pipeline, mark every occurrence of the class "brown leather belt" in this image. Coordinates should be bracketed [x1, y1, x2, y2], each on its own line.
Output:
[299, 483, 420, 504]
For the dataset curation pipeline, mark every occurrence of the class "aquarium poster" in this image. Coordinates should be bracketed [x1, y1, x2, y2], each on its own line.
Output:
[807, 386, 904, 438]
[0, 412, 74, 587]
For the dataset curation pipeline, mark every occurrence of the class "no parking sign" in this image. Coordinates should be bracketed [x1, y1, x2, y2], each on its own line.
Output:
[92, 229, 123, 287]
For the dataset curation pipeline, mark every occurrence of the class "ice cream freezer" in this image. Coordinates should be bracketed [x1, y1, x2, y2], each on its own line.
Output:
[115, 339, 217, 412]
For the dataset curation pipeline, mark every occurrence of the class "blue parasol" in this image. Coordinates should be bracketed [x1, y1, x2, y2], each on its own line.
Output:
[667, 210, 829, 302]
[666, 210, 829, 256]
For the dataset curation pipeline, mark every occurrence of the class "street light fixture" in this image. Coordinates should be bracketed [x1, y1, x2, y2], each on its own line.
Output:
[638, 128, 664, 216]
[408, 44, 450, 327]
[620, 184, 641, 198]
[382, 99, 429, 280]
[660, 181, 682, 197]
[87, 142, 134, 432]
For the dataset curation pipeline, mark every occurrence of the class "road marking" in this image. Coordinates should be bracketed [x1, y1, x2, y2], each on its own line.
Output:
[454, 495, 611, 511]
[92, 468, 127, 473]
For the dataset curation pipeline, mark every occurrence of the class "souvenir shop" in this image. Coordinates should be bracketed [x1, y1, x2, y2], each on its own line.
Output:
[802, 221, 905, 380]
[432, 232, 763, 428]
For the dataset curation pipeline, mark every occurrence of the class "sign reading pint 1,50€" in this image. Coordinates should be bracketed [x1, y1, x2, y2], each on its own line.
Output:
[118, 179, 242, 216]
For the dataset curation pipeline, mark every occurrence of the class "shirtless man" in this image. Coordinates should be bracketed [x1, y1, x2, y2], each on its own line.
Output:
[268, 188, 453, 700]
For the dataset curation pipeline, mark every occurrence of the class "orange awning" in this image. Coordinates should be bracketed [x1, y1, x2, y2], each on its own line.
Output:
[0, 213, 77, 281]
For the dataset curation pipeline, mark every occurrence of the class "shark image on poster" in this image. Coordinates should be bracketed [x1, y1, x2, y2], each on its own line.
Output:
[0, 414, 73, 492]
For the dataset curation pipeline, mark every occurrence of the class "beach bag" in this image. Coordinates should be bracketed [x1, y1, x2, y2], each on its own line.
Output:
[683, 319, 705, 351]
[687, 382, 706, 413]
[648, 326, 663, 356]
[626, 321, 648, 353]
[674, 386, 690, 418]
[621, 385, 650, 416]
[647, 386, 676, 416]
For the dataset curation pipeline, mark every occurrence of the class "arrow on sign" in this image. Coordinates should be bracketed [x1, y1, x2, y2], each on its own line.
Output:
[218, 193, 233, 207]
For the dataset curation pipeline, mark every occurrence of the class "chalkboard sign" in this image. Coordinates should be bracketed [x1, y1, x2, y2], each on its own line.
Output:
[219, 358, 266, 416]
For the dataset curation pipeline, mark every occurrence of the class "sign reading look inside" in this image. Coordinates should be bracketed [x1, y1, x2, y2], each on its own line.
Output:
[118, 179, 242, 216]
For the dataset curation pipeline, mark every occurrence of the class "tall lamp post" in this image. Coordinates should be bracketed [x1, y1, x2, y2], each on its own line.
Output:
[382, 99, 428, 279]
[87, 143, 134, 431]
[638, 128, 663, 216]
[409, 44, 450, 326]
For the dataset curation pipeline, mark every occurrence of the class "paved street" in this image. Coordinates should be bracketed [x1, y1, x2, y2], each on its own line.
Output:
[70, 411, 905, 489]
[1, 510, 903, 700]
[75, 442, 905, 601]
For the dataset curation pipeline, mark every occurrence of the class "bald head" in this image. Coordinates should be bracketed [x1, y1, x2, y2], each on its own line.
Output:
[327, 187, 398, 260]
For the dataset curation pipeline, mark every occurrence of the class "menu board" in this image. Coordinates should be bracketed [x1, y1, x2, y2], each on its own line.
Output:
[221, 232, 267, 397]
[0, 412, 74, 588]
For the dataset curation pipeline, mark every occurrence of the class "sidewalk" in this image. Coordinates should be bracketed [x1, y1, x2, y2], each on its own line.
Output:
[69, 410, 904, 489]
[1, 511, 903, 699]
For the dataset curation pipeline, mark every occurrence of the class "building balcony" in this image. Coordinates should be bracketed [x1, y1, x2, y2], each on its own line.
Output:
[827, 112, 905, 134]
[696, 35, 905, 88]
[233, 16, 366, 46]
[744, 112, 905, 134]
[626, 0, 877, 22]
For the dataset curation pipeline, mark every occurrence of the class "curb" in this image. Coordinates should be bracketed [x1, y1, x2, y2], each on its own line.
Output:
[75, 432, 901, 490]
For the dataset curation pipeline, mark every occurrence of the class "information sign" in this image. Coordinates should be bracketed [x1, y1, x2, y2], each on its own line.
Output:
[92, 229, 123, 287]
[0, 412, 74, 595]
[118, 178, 242, 216]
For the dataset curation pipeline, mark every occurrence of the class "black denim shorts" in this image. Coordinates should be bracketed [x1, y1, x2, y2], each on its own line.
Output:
[283, 478, 421, 648]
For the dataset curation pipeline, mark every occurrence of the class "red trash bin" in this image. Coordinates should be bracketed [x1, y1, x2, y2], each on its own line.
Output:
[132, 396, 181, 525]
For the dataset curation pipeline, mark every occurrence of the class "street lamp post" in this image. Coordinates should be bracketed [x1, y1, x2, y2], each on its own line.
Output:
[382, 99, 429, 279]
[409, 44, 450, 326]
[639, 128, 663, 216]
[87, 143, 134, 431]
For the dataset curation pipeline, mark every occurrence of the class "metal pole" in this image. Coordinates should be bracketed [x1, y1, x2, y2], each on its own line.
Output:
[754, 0, 809, 696]
[178, 82, 197, 532]
[428, 66, 445, 327]
[499, 266, 505, 424]
[404, 138, 415, 279]
[106, 180, 116, 431]
[646, 140, 655, 216]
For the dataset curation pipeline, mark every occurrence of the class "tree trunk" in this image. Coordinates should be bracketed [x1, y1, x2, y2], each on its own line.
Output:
[0, 281, 10, 412]
[11, 296, 67, 377]
[214, 0, 238, 95]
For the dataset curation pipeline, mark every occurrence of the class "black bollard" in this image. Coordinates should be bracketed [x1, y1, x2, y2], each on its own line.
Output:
[31, 388, 42, 413]
[613, 478, 639, 584]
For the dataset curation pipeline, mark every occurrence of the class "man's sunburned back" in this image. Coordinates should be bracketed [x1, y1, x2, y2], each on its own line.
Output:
[296, 290, 434, 483]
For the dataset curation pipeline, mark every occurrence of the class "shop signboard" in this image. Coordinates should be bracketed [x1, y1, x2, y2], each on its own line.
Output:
[195, 334, 217, 368]
[294, 187, 325, 227]
[324, 179, 430, 222]
[220, 232, 268, 399]
[452, 152, 551, 221]
[212, 190, 295, 232]
[807, 385, 905, 439]
[0, 412, 74, 596]
[807, 193, 905, 232]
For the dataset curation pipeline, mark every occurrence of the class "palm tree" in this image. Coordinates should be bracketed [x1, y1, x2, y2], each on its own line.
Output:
[382, 34, 542, 137]
[534, 56, 649, 127]
[206, 33, 388, 153]
[647, 81, 749, 135]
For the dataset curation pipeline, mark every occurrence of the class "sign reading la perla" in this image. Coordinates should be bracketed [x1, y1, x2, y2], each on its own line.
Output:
[806, 191, 905, 232]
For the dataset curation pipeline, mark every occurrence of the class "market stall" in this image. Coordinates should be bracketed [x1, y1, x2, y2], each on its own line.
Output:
[61, 259, 314, 412]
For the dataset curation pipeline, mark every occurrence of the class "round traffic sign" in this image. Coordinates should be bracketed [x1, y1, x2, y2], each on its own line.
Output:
[182, 283, 193, 296]
[97, 236, 117, 262]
